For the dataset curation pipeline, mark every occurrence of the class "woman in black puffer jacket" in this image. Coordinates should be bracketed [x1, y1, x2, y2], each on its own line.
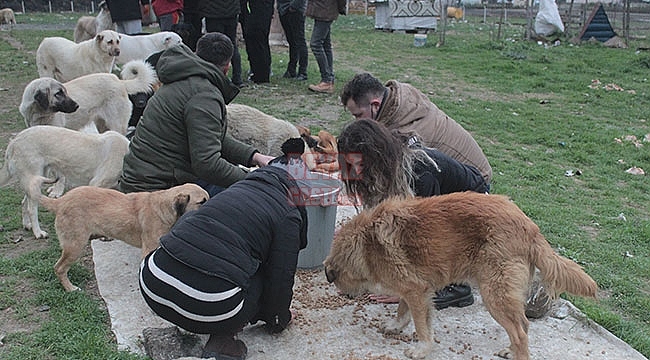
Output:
[139, 140, 310, 360]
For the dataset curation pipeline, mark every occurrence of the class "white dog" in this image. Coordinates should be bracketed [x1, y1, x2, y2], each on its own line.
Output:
[36, 30, 121, 82]
[74, 1, 114, 43]
[0, 8, 16, 29]
[115, 31, 182, 65]
[0, 126, 130, 239]
[226, 103, 303, 157]
[21, 60, 156, 135]
[226, 103, 318, 169]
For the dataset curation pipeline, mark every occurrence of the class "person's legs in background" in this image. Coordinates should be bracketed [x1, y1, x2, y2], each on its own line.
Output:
[205, 17, 243, 87]
[280, 11, 308, 81]
[116, 19, 143, 34]
[158, 10, 182, 31]
[308, 19, 334, 93]
[244, 0, 273, 84]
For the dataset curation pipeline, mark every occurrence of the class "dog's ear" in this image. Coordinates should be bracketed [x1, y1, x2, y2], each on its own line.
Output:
[34, 88, 50, 110]
[95, 33, 104, 43]
[173, 193, 191, 217]
[324, 266, 337, 283]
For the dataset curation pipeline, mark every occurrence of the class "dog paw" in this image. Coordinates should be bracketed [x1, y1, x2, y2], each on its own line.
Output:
[495, 346, 514, 359]
[46, 187, 63, 198]
[405, 342, 433, 359]
[381, 321, 404, 335]
[34, 230, 49, 239]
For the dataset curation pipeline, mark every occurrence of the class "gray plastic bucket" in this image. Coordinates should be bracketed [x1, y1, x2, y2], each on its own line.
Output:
[297, 172, 341, 269]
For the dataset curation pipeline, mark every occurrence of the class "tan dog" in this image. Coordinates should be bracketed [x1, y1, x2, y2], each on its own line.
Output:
[73, 1, 113, 43]
[0, 126, 130, 239]
[36, 30, 121, 82]
[40, 184, 209, 292]
[323, 192, 598, 360]
[0, 8, 16, 29]
[299, 128, 339, 173]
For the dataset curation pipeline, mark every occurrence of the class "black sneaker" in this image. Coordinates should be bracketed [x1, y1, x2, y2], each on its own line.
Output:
[282, 71, 295, 79]
[433, 283, 474, 310]
[295, 73, 308, 81]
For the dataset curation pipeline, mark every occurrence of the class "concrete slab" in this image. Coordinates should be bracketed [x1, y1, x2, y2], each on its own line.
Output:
[91, 206, 648, 360]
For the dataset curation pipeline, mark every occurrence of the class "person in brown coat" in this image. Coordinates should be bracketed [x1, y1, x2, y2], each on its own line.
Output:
[305, 0, 346, 94]
[340, 72, 492, 185]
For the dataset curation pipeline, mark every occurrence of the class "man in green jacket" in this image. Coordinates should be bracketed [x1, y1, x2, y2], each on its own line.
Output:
[119, 32, 273, 194]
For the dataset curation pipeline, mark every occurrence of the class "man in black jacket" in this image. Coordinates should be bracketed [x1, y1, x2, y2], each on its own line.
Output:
[139, 140, 311, 360]
[202, 0, 244, 87]
[105, 0, 150, 35]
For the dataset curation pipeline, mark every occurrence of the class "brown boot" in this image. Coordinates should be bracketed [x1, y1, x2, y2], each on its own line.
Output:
[308, 82, 334, 94]
[202, 334, 248, 360]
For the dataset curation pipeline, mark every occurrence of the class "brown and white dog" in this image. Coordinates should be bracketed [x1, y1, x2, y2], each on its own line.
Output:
[297, 126, 339, 173]
[324, 192, 598, 360]
[40, 184, 209, 292]
[21, 60, 156, 134]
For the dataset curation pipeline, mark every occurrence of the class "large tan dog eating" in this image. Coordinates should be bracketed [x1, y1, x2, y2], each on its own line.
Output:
[40, 184, 209, 292]
[323, 192, 598, 360]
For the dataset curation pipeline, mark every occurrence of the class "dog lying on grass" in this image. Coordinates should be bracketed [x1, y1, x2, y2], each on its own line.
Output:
[40, 184, 209, 292]
[324, 192, 598, 360]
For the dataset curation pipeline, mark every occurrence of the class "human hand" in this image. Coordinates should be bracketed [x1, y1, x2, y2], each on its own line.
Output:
[367, 294, 400, 304]
[251, 153, 275, 167]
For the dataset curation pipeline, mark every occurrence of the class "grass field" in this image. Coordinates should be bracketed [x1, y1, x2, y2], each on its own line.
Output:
[0, 10, 649, 359]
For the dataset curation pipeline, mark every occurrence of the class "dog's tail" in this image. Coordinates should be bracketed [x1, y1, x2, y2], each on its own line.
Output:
[0, 144, 17, 187]
[120, 60, 157, 95]
[0, 162, 12, 187]
[36, 176, 61, 212]
[532, 232, 598, 300]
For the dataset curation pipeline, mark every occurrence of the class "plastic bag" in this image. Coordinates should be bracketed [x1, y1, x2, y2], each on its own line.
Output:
[534, 0, 565, 36]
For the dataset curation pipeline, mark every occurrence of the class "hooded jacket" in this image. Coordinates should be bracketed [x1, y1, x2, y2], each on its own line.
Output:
[119, 44, 256, 193]
[160, 165, 308, 333]
[377, 80, 493, 184]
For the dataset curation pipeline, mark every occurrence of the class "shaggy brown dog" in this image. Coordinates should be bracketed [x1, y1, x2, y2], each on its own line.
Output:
[323, 192, 598, 360]
[40, 184, 209, 292]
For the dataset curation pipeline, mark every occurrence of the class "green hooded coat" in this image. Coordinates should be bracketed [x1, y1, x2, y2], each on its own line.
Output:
[119, 44, 257, 193]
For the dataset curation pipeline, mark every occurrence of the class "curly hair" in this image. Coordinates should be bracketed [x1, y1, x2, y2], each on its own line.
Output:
[337, 119, 417, 208]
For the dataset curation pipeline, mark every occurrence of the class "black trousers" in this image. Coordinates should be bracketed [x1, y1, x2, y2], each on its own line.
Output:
[242, 0, 273, 83]
[279, 10, 308, 77]
[205, 17, 243, 85]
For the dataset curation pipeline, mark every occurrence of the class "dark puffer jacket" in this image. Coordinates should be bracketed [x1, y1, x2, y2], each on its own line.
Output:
[200, 0, 240, 19]
[159, 165, 308, 333]
[119, 44, 256, 193]
[106, 0, 149, 22]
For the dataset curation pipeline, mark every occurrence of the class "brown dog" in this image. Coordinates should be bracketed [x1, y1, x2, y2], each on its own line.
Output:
[323, 192, 598, 360]
[40, 184, 209, 292]
[298, 127, 339, 173]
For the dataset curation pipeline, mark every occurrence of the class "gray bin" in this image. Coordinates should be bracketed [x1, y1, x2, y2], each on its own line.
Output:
[297, 173, 341, 269]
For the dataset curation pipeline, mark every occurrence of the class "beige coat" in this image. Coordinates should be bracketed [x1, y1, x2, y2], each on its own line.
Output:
[377, 80, 493, 184]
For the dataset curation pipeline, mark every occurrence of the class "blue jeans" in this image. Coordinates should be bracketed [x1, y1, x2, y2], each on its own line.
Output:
[310, 19, 334, 83]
